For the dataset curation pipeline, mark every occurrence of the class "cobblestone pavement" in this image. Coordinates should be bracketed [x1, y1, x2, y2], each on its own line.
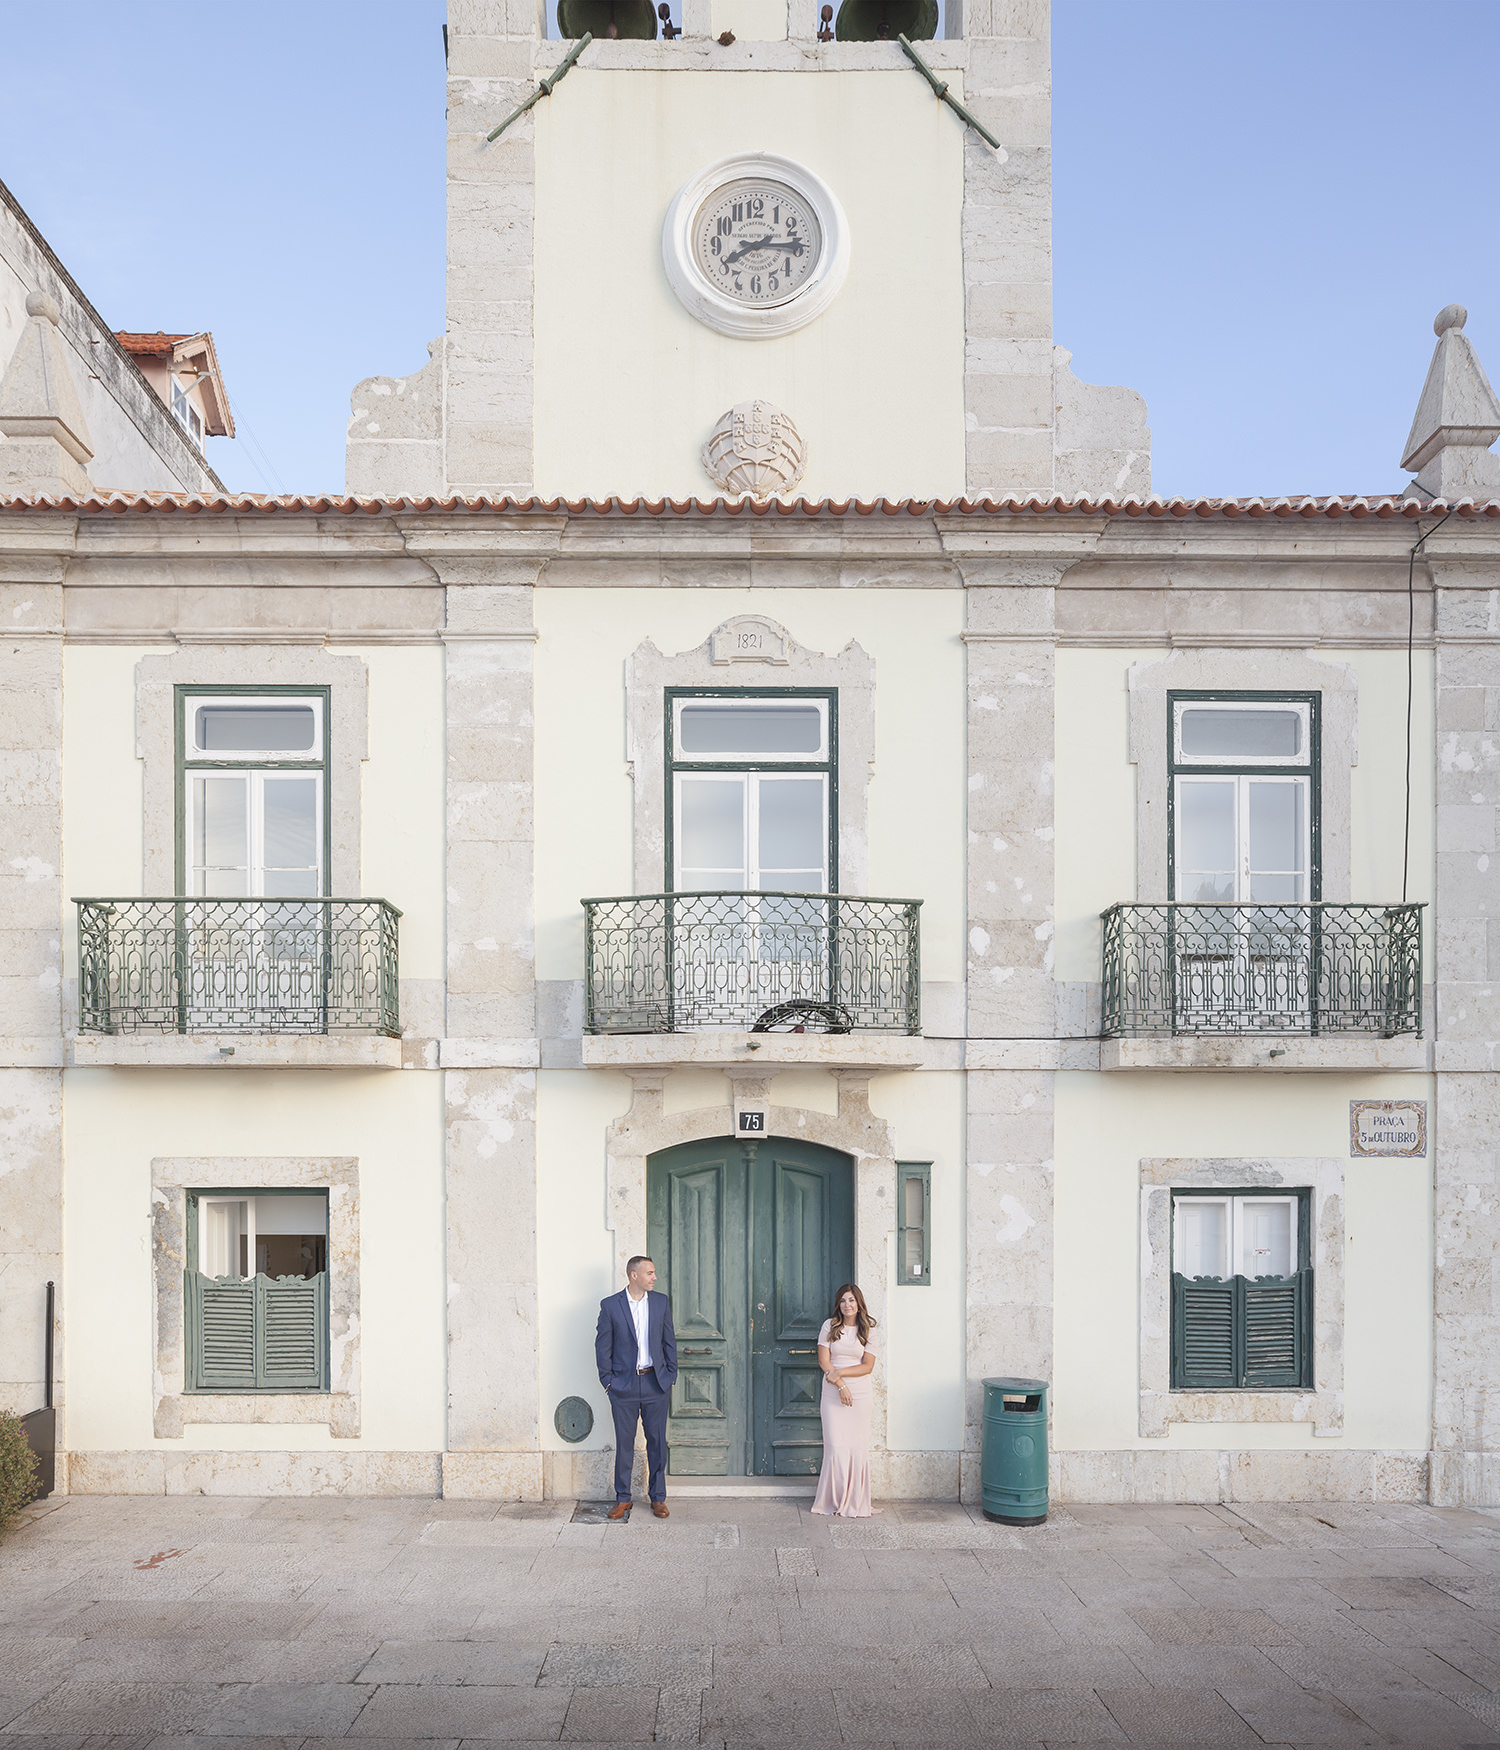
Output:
[5, 1494, 1500, 1747]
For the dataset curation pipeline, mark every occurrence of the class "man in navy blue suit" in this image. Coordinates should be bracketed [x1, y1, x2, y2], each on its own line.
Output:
[595, 1253, 677, 1519]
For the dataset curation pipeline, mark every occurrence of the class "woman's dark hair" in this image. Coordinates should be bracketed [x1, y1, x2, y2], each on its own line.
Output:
[826, 1282, 875, 1348]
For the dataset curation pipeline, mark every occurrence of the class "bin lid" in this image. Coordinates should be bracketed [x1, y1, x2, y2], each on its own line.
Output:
[981, 1376, 1047, 1394]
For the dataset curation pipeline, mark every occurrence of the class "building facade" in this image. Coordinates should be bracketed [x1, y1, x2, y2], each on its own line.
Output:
[3, 0, 1500, 1506]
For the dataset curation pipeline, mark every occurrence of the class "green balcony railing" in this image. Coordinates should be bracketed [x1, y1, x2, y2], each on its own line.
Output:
[1100, 901, 1424, 1039]
[75, 898, 401, 1036]
[583, 890, 922, 1034]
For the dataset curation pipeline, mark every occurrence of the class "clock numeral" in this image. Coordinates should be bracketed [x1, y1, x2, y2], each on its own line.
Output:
[717, 216, 732, 237]
[710, 236, 721, 256]
[768, 274, 779, 294]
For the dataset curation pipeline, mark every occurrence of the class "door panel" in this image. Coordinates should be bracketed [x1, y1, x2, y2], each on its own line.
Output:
[650, 1135, 853, 1478]
[648, 1145, 745, 1476]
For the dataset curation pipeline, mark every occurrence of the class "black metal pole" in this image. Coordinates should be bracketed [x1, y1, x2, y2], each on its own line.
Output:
[44, 1279, 54, 1410]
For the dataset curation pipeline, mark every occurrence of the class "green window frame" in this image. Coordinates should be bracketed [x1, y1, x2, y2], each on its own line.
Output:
[896, 1162, 931, 1286]
[1167, 690, 1321, 904]
[184, 1188, 330, 1393]
[664, 687, 838, 891]
[175, 685, 332, 897]
[1170, 1187, 1313, 1391]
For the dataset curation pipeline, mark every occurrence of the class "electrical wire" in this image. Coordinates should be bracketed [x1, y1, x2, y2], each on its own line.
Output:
[1403, 505, 1454, 905]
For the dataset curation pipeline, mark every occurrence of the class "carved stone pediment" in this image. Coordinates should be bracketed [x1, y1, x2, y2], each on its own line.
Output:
[710, 614, 791, 666]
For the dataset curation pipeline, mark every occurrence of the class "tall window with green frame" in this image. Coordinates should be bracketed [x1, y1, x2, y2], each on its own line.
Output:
[1168, 693, 1320, 905]
[185, 1189, 330, 1391]
[897, 1162, 931, 1285]
[666, 690, 836, 894]
[1171, 1188, 1313, 1390]
[177, 689, 331, 896]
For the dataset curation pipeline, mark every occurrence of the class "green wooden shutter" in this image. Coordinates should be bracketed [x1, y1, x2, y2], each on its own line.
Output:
[1242, 1272, 1309, 1389]
[256, 1273, 328, 1390]
[1171, 1274, 1236, 1389]
[191, 1271, 257, 1389]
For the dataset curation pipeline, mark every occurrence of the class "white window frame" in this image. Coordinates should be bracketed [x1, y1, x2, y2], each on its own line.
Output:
[1171, 1193, 1299, 1280]
[1173, 772, 1312, 904]
[673, 769, 829, 892]
[1172, 698, 1311, 769]
[186, 768, 326, 898]
[184, 694, 325, 764]
[199, 1195, 255, 1279]
[671, 695, 829, 765]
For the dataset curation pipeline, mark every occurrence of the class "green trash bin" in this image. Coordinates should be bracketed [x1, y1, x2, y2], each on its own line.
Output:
[980, 1375, 1048, 1526]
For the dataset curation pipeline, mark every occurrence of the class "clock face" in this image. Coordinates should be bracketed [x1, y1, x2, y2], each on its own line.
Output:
[691, 179, 824, 308]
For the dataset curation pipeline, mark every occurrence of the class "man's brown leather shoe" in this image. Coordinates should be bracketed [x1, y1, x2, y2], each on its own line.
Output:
[651, 1501, 669, 1518]
[607, 1501, 631, 1520]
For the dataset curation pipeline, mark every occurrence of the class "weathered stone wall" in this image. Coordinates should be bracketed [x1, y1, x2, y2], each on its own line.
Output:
[1431, 553, 1500, 1506]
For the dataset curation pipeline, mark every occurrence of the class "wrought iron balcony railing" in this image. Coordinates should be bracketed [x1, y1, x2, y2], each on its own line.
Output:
[583, 891, 922, 1034]
[75, 898, 401, 1036]
[1100, 902, 1424, 1039]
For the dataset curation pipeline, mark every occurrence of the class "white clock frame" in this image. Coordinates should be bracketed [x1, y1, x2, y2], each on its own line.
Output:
[662, 152, 851, 341]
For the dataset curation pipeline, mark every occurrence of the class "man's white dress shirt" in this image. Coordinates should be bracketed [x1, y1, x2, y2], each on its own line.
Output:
[627, 1288, 652, 1370]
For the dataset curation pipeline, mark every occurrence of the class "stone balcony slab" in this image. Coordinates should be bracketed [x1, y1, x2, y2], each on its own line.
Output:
[1100, 1035, 1431, 1073]
[580, 1030, 925, 1071]
[69, 1033, 404, 1069]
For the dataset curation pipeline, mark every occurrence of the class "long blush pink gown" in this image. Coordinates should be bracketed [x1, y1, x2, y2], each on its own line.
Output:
[811, 1317, 875, 1517]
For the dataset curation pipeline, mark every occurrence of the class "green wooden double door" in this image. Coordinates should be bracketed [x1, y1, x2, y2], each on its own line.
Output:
[647, 1136, 854, 1477]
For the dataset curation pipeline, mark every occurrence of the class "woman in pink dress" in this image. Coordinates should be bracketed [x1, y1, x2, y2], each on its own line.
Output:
[811, 1283, 880, 1518]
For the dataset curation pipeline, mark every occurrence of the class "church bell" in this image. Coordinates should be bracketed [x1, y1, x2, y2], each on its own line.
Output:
[833, 0, 936, 38]
[556, 0, 660, 36]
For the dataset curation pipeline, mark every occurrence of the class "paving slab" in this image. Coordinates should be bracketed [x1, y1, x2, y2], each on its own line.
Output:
[9, 1495, 1500, 1745]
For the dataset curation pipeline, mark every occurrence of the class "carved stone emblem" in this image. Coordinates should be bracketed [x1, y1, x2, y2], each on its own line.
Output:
[710, 614, 791, 666]
[701, 400, 807, 498]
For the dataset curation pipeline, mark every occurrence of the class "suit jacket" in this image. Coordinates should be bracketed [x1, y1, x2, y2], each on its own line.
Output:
[596, 1288, 677, 1394]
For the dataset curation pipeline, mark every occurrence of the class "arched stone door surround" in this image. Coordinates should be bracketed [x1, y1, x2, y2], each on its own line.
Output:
[605, 1069, 896, 1469]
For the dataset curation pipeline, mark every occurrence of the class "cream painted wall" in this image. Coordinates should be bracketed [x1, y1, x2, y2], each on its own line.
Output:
[536, 1068, 632, 1451]
[1053, 1070, 1434, 1453]
[869, 1067, 965, 1451]
[533, 587, 965, 983]
[711, 0, 789, 39]
[1052, 647, 1439, 985]
[532, 72, 966, 500]
[61, 646, 159, 965]
[358, 647, 445, 978]
[60, 645, 446, 980]
[63, 1068, 446, 1453]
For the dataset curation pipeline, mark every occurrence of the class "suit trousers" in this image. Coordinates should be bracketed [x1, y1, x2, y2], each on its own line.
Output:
[609, 1374, 669, 1502]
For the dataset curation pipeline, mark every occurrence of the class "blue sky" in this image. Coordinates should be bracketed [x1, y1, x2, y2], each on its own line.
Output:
[1, 0, 1496, 498]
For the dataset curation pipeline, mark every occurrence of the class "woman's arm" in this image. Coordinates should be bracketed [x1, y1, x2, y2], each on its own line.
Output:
[836, 1348, 877, 1379]
[818, 1342, 854, 1406]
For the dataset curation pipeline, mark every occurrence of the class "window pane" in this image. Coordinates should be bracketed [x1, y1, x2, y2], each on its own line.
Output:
[1240, 1200, 1293, 1278]
[194, 774, 248, 877]
[1248, 781, 1304, 874]
[678, 778, 746, 878]
[679, 703, 822, 756]
[1178, 781, 1235, 901]
[902, 1175, 926, 1275]
[263, 869, 320, 898]
[1180, 707, 1302, 760]
[1177, 1200, 1228, 1278]
[758, 778, 824, 884]
[263, 777, 318, 870]
[202, 1199, 250, 1279]
[253, 1194, 328, 1281]
[196, 704, 317, 752]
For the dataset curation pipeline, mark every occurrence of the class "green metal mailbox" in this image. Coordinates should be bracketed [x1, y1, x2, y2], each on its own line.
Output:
[980, 1375, 1048, 1526]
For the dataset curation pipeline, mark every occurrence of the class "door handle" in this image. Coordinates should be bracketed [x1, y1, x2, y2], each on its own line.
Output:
[679, 1346, 716, 1355]
[787, 1348, 815, 1354]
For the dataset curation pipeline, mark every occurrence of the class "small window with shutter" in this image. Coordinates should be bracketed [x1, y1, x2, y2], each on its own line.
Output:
[185, 1190, 329, 1392]
[896, 1162, 931, 1286]
[1170, 1188, 1311, 1391]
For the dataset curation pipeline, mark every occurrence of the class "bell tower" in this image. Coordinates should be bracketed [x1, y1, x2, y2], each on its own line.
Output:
[346, 0, 1149, 502]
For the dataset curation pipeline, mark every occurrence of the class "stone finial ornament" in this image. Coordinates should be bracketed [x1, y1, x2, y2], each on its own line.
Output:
[701, 400, 807, 499]
[1401, 303, 1500, 499]
[0, 288, 95, 496]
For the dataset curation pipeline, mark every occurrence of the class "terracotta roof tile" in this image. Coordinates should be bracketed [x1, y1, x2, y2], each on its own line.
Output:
[113, 331, 190, 356]
[0, 491, 1494, 519]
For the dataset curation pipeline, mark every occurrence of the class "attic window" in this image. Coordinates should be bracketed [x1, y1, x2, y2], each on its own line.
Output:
[170, 377, 204, 443]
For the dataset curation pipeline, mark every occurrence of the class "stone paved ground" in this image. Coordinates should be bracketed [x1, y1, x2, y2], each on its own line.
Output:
[5, 1495, 1500, 1747]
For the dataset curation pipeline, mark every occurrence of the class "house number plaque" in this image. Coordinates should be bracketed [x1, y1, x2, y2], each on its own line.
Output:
[738, 1109, 766, 1133]
[1350, 1100, 1427, 1157]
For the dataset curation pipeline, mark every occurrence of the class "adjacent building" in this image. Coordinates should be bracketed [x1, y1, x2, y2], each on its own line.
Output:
[3, 0, 1500, 1507]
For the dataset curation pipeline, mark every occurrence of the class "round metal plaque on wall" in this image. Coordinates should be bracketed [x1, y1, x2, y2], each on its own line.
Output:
[554, 1396, 594, 1443]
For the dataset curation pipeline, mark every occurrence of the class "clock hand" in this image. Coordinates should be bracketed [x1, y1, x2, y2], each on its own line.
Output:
[721, 236, 806, 267]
